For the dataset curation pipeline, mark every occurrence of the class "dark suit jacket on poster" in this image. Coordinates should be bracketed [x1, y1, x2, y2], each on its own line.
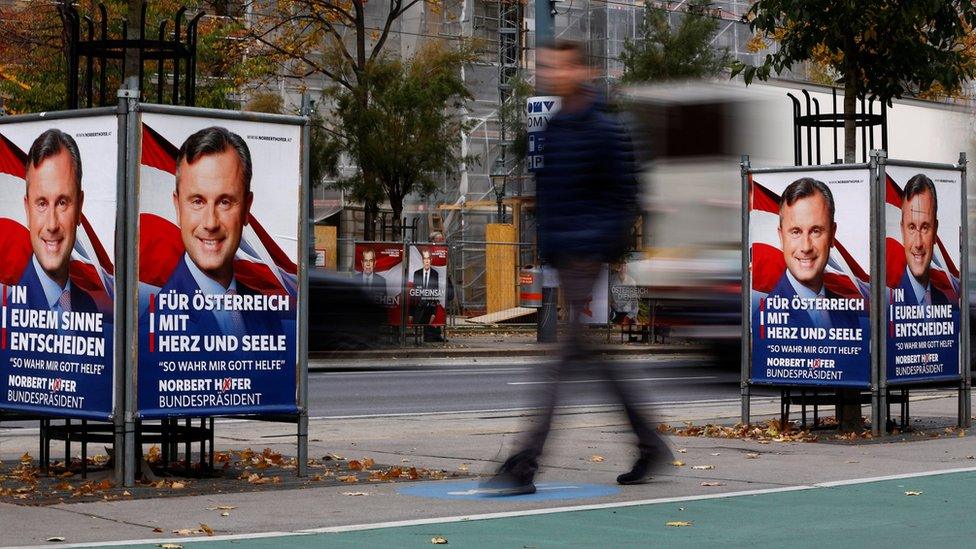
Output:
[19, 258, 99, 314]
[412, 268, 439, 291]
[897, 270, 950, 307]
[152, 257, 285, 338]
[359, 272, 388, 304]
[766, 272, 862, 330]
[411, 268, 440, 325]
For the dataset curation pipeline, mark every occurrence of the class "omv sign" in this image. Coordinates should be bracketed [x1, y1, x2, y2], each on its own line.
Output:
[526, 96, 561, 132]
[526, 96, 561, 172]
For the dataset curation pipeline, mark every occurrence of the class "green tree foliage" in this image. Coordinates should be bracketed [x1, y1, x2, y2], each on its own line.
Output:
[498, 76, 535, 162]
[327, 41, 475, 230]
[733, 0, 976, 162]
[620, 0, 733, 83]
[244, 0, 465, 238]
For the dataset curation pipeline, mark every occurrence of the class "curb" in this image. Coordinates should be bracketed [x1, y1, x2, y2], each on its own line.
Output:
[309, 344, 706, 364]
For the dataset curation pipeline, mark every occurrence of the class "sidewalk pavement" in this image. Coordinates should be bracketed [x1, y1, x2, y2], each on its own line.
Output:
[2, 388, 973, 547]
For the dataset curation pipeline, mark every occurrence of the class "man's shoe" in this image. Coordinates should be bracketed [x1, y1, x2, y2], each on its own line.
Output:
[617, 457, 654, 485]
[479, 471, 536, 496]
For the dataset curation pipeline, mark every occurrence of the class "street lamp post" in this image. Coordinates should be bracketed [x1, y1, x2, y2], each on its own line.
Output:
[490, 155, 507, 223]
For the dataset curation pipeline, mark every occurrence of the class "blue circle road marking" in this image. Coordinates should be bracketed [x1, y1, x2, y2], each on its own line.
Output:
[397, 480, 619, 501]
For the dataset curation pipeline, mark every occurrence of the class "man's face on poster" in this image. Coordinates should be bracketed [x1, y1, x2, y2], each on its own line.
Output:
[24, 148, 84, 286]
[422, 250, 431, 271]
[362, 250, 375, 276]
[778, 193, 835, 293]
[173, 147, 253, 288]
[901, 189, 937, 285]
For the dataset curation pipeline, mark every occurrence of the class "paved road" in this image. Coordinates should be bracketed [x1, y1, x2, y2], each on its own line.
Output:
[306, 356, 773, 417]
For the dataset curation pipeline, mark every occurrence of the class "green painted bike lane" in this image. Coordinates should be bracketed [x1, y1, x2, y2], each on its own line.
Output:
[122, 471, 976, 548]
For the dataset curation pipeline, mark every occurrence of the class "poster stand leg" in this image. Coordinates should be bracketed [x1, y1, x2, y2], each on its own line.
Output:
[297, 411, 308, 477]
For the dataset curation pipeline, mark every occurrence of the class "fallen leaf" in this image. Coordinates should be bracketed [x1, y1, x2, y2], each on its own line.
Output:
[589, 455, 605, 463]
[967, 456, 975, 460]
[347, 460, 363, 471]
[671, 460, 685, 467]
[206, 505, 237, 511]
[905, 491, 922, 496]
[458, 464, 469, 472]
[431, 536, 448, 544]
[700, 482, 725, 487]
[666, 521, 693, 527]
[710, 453, 721, 456]
[691, 465, 715, 470]
[676, 448, 687, 453]
[152, 527, 164, 533]
[221, 512, 230, 517]
[46, 537, 65, 542]
[159, 544, 183, 549]
[337, 475, 359, 483]
[173, 529, 196, 535]
[362, 458, 376, 469]
[341, 491, 369, 496]
[745, 453, 760, 459]
[170, 481, 186, 490]
[199, 524, 214, 537]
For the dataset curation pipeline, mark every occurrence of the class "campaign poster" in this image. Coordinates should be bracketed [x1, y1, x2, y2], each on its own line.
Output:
[0, 117, 117, 419]
[884, 167, 962, 383]
[137, 113, 300, 418]
[569, 266, 609, 325]
[407, 244, 447, 326]
[610, 256, 651, 326]
[749, 170, 871, 387]
[354, 242, 404, 325]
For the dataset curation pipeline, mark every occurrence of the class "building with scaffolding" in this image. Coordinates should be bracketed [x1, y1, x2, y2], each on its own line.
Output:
[272, 0, 773, 315]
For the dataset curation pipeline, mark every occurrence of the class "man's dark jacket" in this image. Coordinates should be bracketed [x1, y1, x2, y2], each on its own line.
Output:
[535, 93, 639, 264]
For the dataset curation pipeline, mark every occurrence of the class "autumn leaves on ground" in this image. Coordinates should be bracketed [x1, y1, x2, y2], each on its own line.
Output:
[0, 446, 462, 507]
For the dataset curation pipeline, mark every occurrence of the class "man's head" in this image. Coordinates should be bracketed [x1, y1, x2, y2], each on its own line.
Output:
[362, 249, 376, 276]
[777, 178, 836, 293]
[421, 249, 432, 271]
[24, 128, 84, 288]
[537, 41, 591, 98]
[900, 174, 938, 286]
[173, 126, 253, 288]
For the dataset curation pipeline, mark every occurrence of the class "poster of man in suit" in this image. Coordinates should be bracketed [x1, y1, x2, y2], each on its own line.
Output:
[137, 114, 300, 418]
[0, 117, 118, 419]
[408, 244, 448, 326]
[884, 168, 962, 383]
[749, 170, 871, 388]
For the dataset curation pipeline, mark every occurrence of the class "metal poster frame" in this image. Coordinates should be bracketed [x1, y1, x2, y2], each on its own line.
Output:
[0, 104, 126, 479]
[877, 154, 970, 430]
[740, 157, 881, 433]
[125, 101, 309, 484]
[741, 153, 971, 434]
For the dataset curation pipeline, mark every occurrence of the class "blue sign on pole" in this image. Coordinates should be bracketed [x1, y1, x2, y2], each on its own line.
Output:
[526, 96, 560, 173]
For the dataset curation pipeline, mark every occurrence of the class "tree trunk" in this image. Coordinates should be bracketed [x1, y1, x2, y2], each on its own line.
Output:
[124, 0, 143, 83]
[390, 198, 404, 241]
[843, 64, 857, 163]
[363, 201, 377, 241]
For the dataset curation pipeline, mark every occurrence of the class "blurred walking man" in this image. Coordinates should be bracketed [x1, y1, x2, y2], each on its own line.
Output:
[483, 41, 672, 495]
